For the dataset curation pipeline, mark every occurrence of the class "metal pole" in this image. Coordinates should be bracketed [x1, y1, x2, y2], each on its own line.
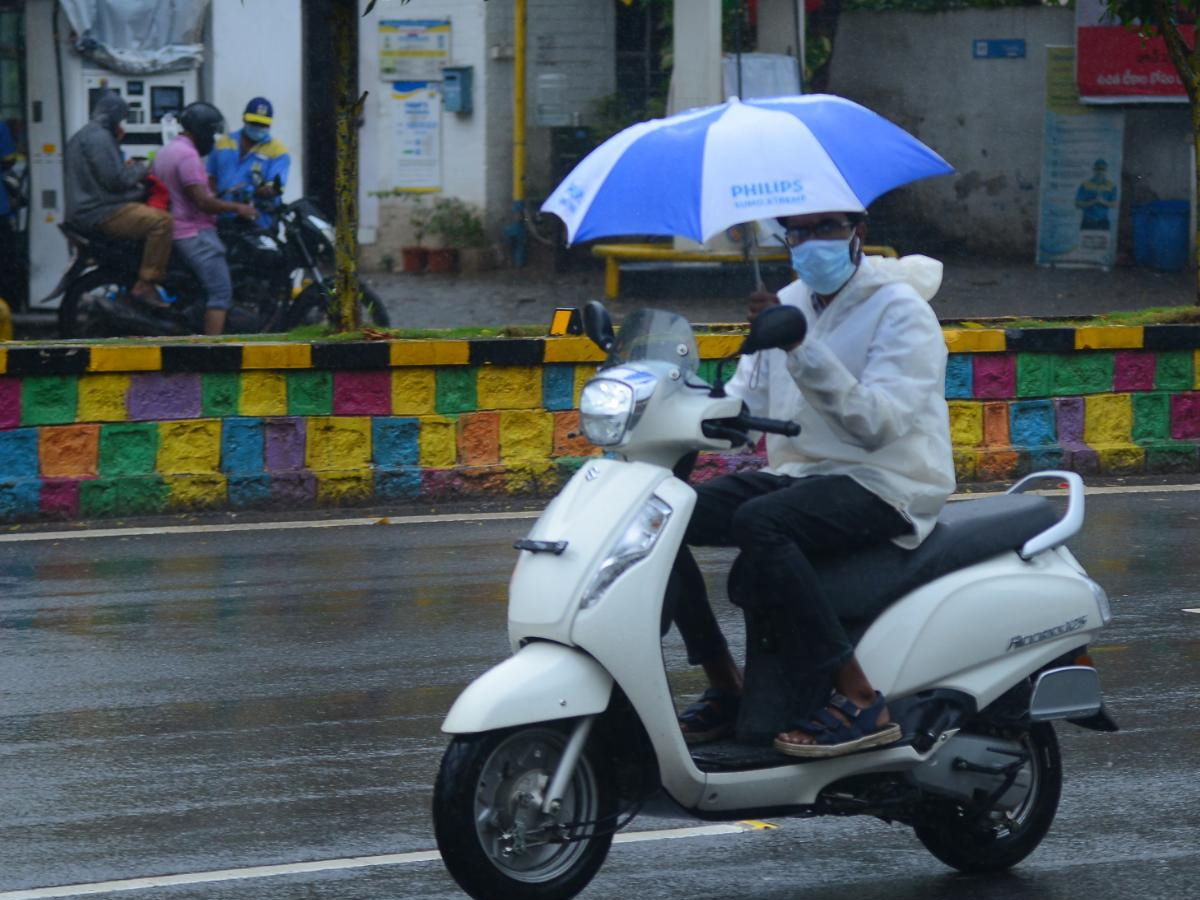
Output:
[333, 0, 364, 331]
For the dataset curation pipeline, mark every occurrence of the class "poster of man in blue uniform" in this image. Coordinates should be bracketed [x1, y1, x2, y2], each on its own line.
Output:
[207, 97, 290, 227]
[1075, 159, 1118, 231]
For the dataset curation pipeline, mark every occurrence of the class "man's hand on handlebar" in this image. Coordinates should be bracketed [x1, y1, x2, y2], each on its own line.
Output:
[234, 202, 257, 221]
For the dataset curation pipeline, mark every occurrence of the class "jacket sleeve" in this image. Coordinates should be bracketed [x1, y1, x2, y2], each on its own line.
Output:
[82, 131, 146, 195]
[725, 350, 771, 417]
[785, 297, 946, 451]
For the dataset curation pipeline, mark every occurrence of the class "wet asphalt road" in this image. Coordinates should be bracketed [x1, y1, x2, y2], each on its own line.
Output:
[1, 489, 1199, 900]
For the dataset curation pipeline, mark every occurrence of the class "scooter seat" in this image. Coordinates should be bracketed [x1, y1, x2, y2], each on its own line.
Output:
[817, 493, 1062, 625]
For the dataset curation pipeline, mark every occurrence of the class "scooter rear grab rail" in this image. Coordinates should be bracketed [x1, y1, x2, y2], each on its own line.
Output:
[1005, 470, 1085, 559]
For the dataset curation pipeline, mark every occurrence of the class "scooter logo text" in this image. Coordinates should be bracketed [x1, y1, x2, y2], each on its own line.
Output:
[1006, 615, 1087, 651]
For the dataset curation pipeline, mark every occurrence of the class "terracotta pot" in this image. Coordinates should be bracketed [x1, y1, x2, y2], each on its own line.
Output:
[401, 246, 428, 274]
[458, 246, 495, 274]
[426, 248, 459, 274]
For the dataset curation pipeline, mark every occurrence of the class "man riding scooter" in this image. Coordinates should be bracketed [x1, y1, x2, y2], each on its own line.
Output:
[63, 91, 173, 309]
[672, 210, 956, 758]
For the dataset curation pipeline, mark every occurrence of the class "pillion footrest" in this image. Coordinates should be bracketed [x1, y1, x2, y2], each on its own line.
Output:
[689, 733, 918, 773]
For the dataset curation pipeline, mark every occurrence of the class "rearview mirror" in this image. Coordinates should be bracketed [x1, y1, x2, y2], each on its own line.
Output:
[739, 304, 807, 355]
[582, 301, 616, 353]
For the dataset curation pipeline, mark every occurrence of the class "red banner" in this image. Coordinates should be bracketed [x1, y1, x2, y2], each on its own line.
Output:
[1076, 0, 1192, 103]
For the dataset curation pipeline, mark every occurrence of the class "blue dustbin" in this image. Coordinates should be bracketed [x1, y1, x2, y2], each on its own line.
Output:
[1131, 203, 1153, 267]
[1148, 199, 1190, 270]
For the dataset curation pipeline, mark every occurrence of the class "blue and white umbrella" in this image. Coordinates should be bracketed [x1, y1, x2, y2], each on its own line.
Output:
[541, 94, 954, 246]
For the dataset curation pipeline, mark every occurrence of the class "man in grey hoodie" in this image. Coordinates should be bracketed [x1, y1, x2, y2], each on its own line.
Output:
[64, 91, 172, 307]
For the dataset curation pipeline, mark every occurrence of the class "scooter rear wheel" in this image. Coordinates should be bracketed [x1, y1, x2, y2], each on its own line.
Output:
[58, 268, 126, 338]
[433, 724, 614, 900]
[913, 722, 1061, 873]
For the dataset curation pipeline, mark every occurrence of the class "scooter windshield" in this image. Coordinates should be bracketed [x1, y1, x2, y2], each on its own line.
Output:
[605, 308, 700, 375]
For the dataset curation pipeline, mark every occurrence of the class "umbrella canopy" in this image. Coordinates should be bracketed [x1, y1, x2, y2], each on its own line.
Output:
[541, 94, 954, 246]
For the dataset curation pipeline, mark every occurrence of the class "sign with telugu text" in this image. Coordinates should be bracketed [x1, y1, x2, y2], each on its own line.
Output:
[1075, 0, 1190, 103]
[379, 19, 451, 82]
[1038, 47, 1125, 270]
[389, 82, 441, 192]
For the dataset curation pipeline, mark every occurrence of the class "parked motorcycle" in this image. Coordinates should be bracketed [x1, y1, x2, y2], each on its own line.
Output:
[52, 189, 388, 338]
[432, 302, 1117, 900]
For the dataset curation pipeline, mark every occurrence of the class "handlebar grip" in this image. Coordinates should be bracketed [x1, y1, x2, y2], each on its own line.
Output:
[738, 415, 801, 436]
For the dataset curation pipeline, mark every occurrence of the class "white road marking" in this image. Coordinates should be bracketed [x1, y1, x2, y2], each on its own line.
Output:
[1184, 609, 1200, 615]
[0, 824, 759, 899]
[1, 481, 1197, 545]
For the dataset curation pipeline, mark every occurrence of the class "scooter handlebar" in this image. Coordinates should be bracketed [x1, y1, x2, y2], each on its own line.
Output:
[701, 413, 800, 445]
[737, 414, 801, 437]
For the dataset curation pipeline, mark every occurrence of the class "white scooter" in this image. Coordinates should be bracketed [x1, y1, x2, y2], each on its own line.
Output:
[432, 303, 1117, 900]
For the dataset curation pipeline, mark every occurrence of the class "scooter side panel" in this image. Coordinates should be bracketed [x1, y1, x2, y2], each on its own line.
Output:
[856, 550, 1102, 707]
[508, 459, 665, 640]
[441, 641, 613, 734]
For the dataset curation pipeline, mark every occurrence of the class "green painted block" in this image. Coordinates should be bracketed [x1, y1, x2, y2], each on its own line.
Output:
[202, 373, 241, 417]
[436, 366, 478, 415]
[98, 422, 159, 476]
[80, 476, 170, 518]
[287, 371, 333, 415]
[20, 376, 79, 426]
[1132, 392, 1170, 443]
[1052, 352, 1113, 395]
[1154, 351, 1193, 391]
[1144, 441, 1199, 474]
[1015, 354, 1053, 398]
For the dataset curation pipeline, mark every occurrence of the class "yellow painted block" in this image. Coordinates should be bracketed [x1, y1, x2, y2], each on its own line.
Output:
[88, 346, 161, 372]
[391, 367, 437, 415]
[390, 340, 470, 366]
[506, 459, 554, 494]
[419, 415, 458, 467]
[77, 374, 131, 422]
[697, 334, 745, 359]
[239, 372, 288, 416]
[499, 410, 554, 462]
[573, 365, 599, 407]
[1084, 393, 1132, 445]
[543, 337, 607, 363]
[952, 448, 978, 483]
[477, 366, 542, 410]
[948, 401, 983, 447]
[242, 343, 312, 369]
[1075, 326, 1143, 350]
[165, 473, 227, 509]
[1194, 350, 1200, 389]
[1095, 443, 1145, 475]
[316, 469, 374, 505]
[0, 348, 7, 374]
[306, 416, 372, 470]
[943, 330, 1007, 353]
[157, 420, 221, 474]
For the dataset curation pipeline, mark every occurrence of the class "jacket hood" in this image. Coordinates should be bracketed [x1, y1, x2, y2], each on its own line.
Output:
[91, 94, 129, 133]
[856, 253, 943, 301]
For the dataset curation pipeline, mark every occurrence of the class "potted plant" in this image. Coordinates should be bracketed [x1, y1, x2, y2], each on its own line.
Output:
[426, 196, 488, 274]
[401, 196, 431, 273]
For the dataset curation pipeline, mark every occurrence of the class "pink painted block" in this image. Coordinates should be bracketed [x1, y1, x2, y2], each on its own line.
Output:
[972, 354, 1016, 399]
[1170, 393, 1200, 440]
[41, 478, 83, 519]
[1113, 351, 1155, 392]
[332, 371, 392, 416]
[0, 379, 20, 430]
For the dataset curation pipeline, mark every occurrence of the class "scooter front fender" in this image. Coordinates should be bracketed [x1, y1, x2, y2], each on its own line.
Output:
[442, 641, 613, 734]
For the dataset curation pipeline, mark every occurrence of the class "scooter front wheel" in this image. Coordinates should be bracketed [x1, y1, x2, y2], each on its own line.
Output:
[433, 723, 614, 900]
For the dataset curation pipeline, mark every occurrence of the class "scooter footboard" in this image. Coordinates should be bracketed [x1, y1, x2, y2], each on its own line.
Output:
[442, 641, 614, 734]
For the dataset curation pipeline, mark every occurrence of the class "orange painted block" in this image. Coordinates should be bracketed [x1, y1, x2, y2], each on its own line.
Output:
[458, 411, 500, 466]
[552, 410, 593, 457]
[976, 449, 1020, 482]
[39, 424, 100, 477]
[982, 402, 1010, 447]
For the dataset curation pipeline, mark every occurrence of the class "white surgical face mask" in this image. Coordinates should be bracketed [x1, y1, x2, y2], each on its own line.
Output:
[789, 235, 858, 295]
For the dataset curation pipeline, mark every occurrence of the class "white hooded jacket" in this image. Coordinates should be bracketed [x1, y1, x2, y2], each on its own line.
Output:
[726, 253, 956, 549]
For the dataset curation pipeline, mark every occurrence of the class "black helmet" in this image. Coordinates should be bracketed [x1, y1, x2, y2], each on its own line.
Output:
[179, 102, 225, 156]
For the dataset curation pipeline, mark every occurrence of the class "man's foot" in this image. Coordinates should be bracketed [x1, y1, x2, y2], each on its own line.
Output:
[129, 284, 172, 310]
[774, 691, 901, 759]
[679, 688, 740, 745]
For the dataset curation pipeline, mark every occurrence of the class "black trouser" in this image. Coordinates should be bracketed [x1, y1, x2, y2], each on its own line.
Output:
[670, 472, 912, 682]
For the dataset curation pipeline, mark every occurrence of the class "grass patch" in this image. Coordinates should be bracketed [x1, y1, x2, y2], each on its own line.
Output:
[945, 305, 1200, 329]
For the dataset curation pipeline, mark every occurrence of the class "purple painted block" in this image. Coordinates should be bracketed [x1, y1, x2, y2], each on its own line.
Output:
[973, 354, 1016, 399]
[0, 379, 20, 430]
[127, 373, 202, 420]
[333, 371, 392, 416]
[1055, 397, 1085, 444]
[264, 417, 307, 471]
[269, 471, 316, 506]
[1113, 351, 1155, 392]
[1170, 392, 1200, 440]
[41, 478, 82, 519]
[422, 468, 462, 500]
[1063, 446, 1100, 475]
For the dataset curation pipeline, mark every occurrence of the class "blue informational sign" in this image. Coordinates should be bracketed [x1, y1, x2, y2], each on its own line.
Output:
[972, 39, 1026, 59]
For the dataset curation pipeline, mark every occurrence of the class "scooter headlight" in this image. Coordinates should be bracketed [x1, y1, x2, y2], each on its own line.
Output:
[580, 495, 672, 609]
[580, 378, 635, 446]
